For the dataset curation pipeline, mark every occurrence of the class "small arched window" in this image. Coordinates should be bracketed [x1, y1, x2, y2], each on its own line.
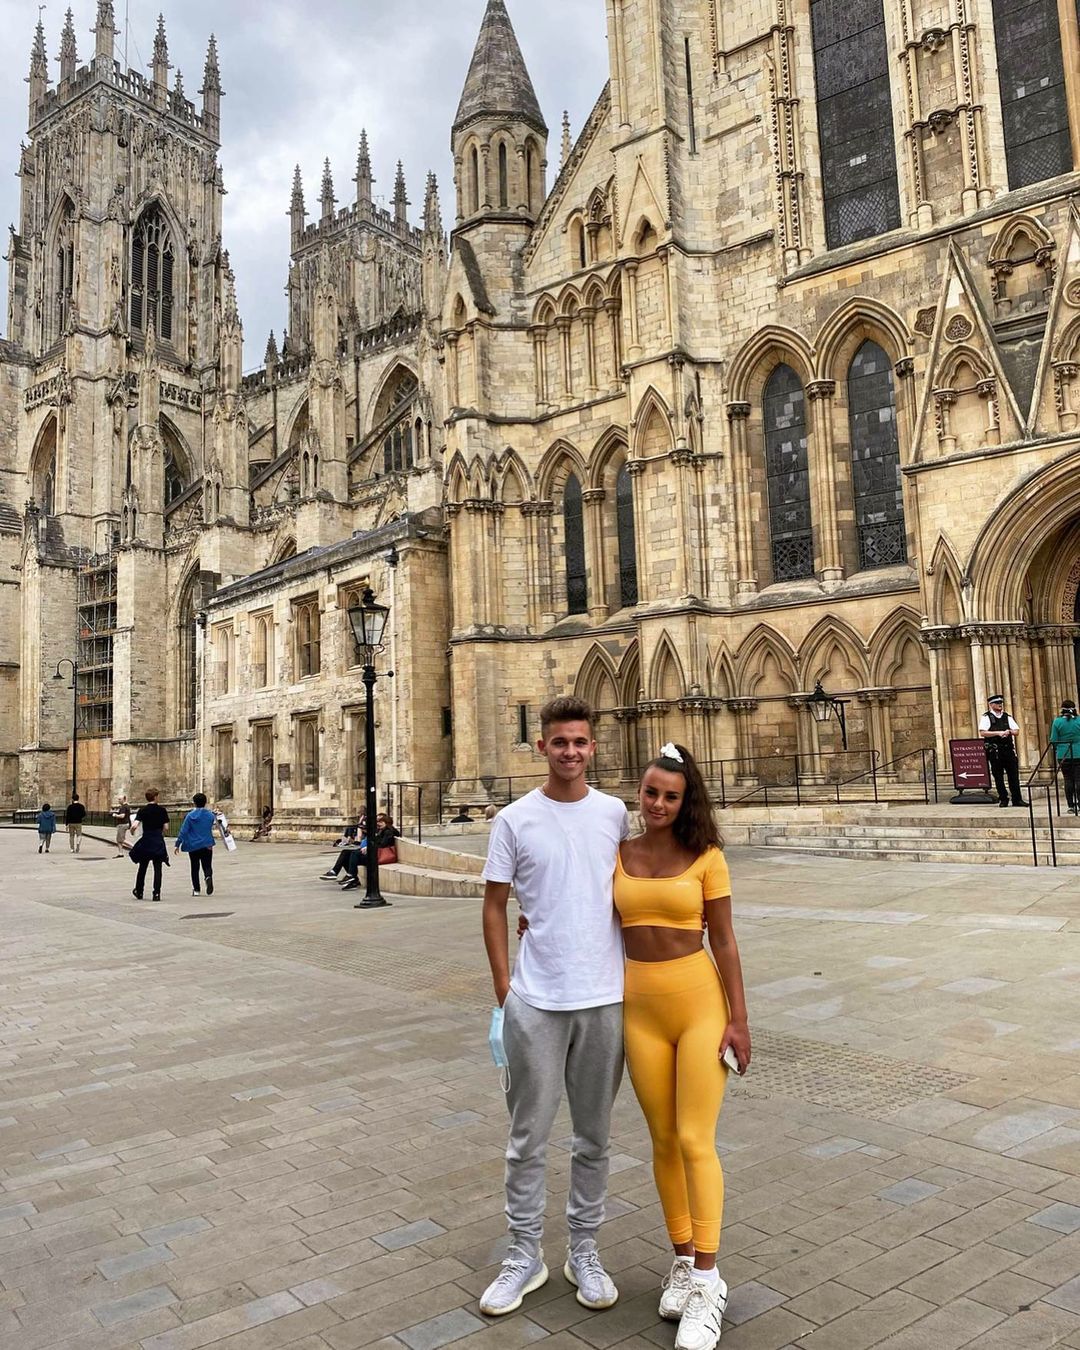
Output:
[130, 206, 175, 341]
[177, 575, 199, 732]
[526, 141, 538, 214]
[571, 219, 586, 270]
[498, 142, 509, 209]
[564, 473, 587, 614]
[616, 463, 638, 607]
[164, 444, 185, 506]
[294, 598, 321, 678]
[763, 364, 813, 582]
[469, 145, 480, 214]
[848, 340, 906, 570]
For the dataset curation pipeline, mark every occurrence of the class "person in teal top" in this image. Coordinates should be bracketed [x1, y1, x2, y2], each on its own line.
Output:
[36, 803, 56, 853]
[1050, 700, 1080, 814]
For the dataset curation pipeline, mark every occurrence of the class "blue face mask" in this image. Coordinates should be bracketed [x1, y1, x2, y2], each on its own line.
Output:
[488, 1006, 508, 1068]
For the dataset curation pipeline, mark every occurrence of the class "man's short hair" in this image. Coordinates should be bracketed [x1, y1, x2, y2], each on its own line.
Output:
[193, 792, 207, 808]
[539, 696, 594, 737]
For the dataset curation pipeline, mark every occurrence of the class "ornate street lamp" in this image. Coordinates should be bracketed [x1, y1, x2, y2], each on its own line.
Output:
[52, 658, 80, 801]
[347, 588, 391, 910]
[808, 680, 849, 750]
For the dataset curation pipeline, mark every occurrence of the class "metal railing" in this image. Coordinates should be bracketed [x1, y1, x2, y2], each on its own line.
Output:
[1024, 742, 1079, 867]
[723, 747, 939, 808]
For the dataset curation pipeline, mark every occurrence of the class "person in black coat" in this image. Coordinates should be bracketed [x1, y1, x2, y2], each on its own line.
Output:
[340, 814, 401, 891]
[130, 787, 170, 901]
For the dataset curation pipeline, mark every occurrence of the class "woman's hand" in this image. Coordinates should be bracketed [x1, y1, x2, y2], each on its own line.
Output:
[720, 1019, 752, 1073]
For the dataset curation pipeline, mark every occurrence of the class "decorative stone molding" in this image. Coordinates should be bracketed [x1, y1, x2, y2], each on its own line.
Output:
[914, 307, 936, 337]
[726, 401, 751, 421]
[895, 356, 915, 379]
[806, 379, 836, 401]
[726, 698, 759, 714]
[944, 314, 973, 342]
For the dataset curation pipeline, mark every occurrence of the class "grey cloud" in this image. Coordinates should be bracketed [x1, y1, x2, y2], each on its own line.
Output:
[0, 0, 608, 365]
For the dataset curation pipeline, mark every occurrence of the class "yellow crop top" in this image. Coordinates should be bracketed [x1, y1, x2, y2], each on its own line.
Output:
[614, 846, 731, 930]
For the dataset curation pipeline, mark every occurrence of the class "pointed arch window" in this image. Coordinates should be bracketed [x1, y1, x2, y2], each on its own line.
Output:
[564, 472, 587, 614]
[616, 462, 638, 607]
[811, 0, 901, 248]
[53, 198, 75, 342]
[992, 0, 1072, 189]
[848, 340, 906, 570]
[469, 145, 480, 215]
[498, 142, 509, 209]
[130, 206, 175, 341]
[177, 578, 199, 732]
[763, 364, 813, 582]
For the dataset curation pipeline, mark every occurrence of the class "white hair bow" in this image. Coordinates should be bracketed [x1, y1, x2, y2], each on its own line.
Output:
[659, 742, 684, 763]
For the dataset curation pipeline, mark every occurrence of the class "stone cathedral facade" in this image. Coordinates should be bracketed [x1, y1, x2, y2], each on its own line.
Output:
[4, 0, 1080, 821]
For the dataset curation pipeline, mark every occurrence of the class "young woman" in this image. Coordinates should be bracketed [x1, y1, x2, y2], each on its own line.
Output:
[617, 743, 750, 1350]
[129, 787, 170, 901]
[339, 812, 401, 890]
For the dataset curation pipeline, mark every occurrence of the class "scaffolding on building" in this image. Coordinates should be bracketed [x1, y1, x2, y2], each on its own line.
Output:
[76, 554, 117, 735]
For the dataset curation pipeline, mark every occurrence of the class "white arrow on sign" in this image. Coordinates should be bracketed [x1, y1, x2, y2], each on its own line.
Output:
[956, 772, 985, 779]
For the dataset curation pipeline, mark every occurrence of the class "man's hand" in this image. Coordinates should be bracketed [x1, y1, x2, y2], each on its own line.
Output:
[494, 976, 510, 1007]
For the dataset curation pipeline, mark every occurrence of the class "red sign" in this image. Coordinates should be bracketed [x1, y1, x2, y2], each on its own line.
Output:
[950, 738, 990, 790]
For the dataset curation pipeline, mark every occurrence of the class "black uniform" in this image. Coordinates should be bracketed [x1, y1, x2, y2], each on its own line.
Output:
[983, 709, 1023, 806]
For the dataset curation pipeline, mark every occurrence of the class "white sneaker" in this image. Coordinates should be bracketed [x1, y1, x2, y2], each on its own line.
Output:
[660, 1255, 695, 1319]
[563, 1239, 618, 1308]
[479, 1247, 548, 1317]
[675, 1276, 727, 1350]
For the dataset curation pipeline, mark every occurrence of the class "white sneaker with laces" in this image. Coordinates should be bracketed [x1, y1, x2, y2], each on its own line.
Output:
[675, 1276, 727, 1350]
[479, 1247, 548, 1317]
[563, 1239, 619, 1309]
[659, 1255, 695, 1319]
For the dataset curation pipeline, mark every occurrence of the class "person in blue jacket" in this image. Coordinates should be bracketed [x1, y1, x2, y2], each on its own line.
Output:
[175, 792, 216, 896]
[37, 803, 57, 853]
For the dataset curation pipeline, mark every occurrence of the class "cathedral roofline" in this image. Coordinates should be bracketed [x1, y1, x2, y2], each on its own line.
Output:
[291, 199, 423, 257]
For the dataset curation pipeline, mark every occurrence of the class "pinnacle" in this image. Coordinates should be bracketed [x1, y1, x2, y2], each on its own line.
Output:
[31, 16, 47, 70]
[290, 164, 305, 214]
[454, 0, 545, 135]
[394, 161, 408, 203]
[561, 110, 571, 166]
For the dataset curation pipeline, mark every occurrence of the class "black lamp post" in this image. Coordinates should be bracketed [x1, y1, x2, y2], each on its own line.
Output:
[347, 587, 391, 910]
[52, 658, 80, 801]
[808, 680, 849, 750]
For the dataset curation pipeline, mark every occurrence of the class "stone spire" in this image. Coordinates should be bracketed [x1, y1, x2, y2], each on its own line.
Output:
[59, 9, 77, 85]
[289, 164, 306, 243]
[423, 172, 443, 238]
[152, 13, 170, 94]
[354, 129, 373, 204]
[200, 34, 222, 136]
[320, 158, 336, 223]
[173, 67, 185, 104]
[264, 330, 279, 368]
[453, 0, 546, 135]
[93, 0, 117, 68]
[139, 316, 160, 429]
[393, 161, 409, 227]
[29, 17, 48, 115]
[561, 110, 571, 166]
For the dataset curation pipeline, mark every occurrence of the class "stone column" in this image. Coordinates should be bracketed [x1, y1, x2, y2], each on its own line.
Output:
[603, 297, 622, 390]
[583, 487, 609, 623]
[923, 629, 952, 768]
[670, 447, 693, 597]
[624, 262, 642, 359]
[933, 389, 958, 454]
[977, 378, 1001, 448]
[806, 379, 843, 585]
[727, 698, 759, 786]
[790, 695, 823, 784]
[726, 402, 756, 596]
[626, 458, 648, 605]
[857, 688, 898, 773]
[530, 325, 547, 407]
[556, 315, 573, 403]
[446, 333, 460, 407]
[535, 502, 556, 626]
[581, 307, 598, 397]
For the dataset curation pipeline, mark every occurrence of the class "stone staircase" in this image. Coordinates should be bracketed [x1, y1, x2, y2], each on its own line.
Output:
[379, 838, 486, 898]
[719, 803, 1080, 866]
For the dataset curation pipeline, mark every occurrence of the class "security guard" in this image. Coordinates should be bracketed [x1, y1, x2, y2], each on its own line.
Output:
[978, 694, 1028, 808]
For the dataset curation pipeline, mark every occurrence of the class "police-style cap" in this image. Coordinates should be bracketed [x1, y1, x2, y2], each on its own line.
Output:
[988, 693, 1004, 702]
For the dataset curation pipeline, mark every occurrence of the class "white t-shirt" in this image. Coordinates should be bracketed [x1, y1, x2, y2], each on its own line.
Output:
[482, 786, 629, 1011]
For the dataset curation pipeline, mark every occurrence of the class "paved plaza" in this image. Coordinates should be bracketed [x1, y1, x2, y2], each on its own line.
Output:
[1, 828, 1080, 1348]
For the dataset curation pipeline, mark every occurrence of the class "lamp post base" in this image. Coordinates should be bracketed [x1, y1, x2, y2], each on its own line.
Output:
[355, 896, 391, 909]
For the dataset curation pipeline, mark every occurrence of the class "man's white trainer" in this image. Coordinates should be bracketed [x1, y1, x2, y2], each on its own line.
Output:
[659, 1254, 695, 1319]
[675, 1276, 728, 1350]
[563, 1239, 619, 1309]
[479, 1247, 549, 1317]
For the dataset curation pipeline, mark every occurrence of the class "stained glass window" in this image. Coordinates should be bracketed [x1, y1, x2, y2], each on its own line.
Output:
[993, 0, 1072, 189]
[178, 579, 198, 732]
[811, 0, 901, 248]
[130, 207, 175, 340]
[616, 463, 639, 607]
[564, 473, 588, 614]
[764, 365, 813, 582]
[848, 341, 906, 570]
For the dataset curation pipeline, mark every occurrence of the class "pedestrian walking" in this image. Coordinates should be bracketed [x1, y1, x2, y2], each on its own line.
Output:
[64, 793, 86, 851]
[479, 696, 628, 1318]
[175, 792, 216, 896]
[129, 788, 170, 901]
[36, 802, 57, 853]
[111, 793, 131, 856]
[978, 694, 1029, 808]
[1050, 700, 1080, 814]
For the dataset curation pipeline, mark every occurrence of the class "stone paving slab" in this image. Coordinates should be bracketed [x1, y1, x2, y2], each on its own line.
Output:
[0, 831, 1079, 1346]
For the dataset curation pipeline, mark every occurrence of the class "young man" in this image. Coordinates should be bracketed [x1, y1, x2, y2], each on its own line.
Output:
[480, 696, 629, 1318]
[112, 794, 131, 856]
[64, 793, 86, 852]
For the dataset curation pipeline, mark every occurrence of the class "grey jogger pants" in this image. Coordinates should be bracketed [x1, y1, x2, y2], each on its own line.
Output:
[502, 989, 624, 1250]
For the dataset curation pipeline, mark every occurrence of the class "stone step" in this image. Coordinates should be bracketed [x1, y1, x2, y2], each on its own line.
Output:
[757, 842, 1060, 866]
[379, 864, 485, 899]
[753, 823, 1054, 845]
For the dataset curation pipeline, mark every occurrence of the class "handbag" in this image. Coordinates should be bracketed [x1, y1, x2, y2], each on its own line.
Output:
[222, 832, 237, 853]
[377, 846, 398, 866]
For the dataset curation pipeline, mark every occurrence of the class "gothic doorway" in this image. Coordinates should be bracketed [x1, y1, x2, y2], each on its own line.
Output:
[1074, 583, 1080, 702]
[252, 723, 274, 818]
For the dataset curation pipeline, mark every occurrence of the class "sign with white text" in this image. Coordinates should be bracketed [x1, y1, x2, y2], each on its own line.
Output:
[950, 738, 991, 791]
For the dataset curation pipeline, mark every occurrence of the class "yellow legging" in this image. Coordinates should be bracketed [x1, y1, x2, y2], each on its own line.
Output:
[624, 948, 729, 1253]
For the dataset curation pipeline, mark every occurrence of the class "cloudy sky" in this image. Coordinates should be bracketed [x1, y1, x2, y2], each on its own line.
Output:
[0, 0, 609, 366]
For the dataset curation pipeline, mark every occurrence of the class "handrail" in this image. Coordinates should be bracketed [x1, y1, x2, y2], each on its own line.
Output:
[1026, 740, 1079, 866]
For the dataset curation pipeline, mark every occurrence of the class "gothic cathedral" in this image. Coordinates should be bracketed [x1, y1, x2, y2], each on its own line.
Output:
[3, 0, 1080, 822]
